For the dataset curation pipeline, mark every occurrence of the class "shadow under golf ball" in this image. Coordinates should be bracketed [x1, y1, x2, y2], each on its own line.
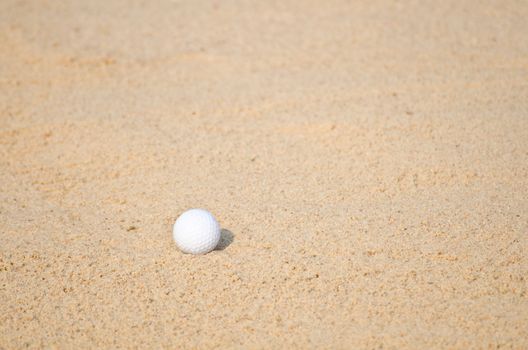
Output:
[215, 229, 234, 251]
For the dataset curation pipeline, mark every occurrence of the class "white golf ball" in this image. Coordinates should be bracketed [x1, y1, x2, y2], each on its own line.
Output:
[173, 209, 221, 255]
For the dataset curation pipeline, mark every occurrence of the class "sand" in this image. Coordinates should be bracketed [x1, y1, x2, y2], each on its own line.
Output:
[1, 0, 527, 348]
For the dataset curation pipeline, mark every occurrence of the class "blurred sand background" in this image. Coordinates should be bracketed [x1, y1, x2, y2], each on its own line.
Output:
[1, 0, 527, 348]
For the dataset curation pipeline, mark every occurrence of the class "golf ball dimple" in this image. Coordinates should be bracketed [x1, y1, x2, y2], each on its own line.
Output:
[173, 209, 221, 255]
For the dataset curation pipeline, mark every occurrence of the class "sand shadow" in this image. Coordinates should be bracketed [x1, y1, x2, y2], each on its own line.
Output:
[216, 229, 234, 251]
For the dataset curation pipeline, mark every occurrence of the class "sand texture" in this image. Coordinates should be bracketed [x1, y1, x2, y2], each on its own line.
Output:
[1, 0, 527, 348]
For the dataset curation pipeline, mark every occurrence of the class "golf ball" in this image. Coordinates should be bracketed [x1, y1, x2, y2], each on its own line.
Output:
[173, 209, 221, 254]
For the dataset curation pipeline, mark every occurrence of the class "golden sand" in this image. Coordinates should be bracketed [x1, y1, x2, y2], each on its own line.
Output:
[1, 0, 527, 348]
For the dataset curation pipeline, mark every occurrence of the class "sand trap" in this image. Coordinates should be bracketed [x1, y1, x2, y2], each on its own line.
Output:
[1, 0, 527, 348]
